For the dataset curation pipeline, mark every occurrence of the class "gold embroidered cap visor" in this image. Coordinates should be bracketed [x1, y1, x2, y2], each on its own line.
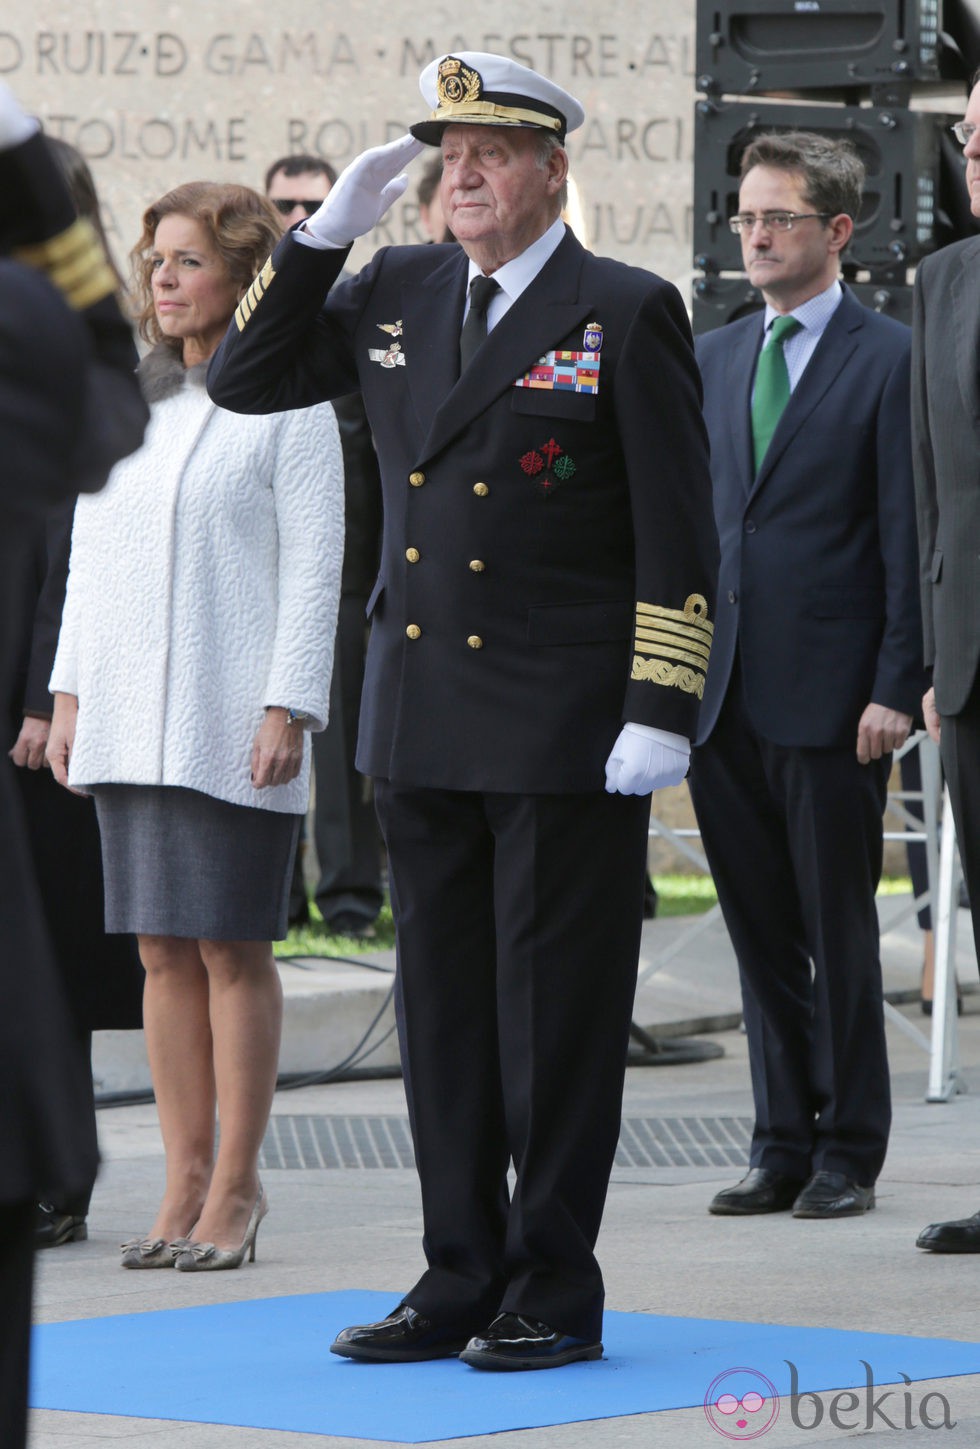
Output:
[410, 52, 585, 146]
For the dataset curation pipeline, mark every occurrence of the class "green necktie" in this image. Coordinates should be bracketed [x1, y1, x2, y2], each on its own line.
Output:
[751, 315, 802, 472]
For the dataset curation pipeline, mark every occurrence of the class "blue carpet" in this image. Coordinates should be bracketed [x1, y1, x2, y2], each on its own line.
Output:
[31, 1289, 980, 1441]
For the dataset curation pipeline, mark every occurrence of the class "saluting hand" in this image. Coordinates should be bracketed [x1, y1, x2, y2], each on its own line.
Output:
[303, 134, 425, 247]
[251, 707, 304, 790]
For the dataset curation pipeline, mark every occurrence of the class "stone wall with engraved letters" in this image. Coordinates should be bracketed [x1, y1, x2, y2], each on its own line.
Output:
[4, 0, 696, 288]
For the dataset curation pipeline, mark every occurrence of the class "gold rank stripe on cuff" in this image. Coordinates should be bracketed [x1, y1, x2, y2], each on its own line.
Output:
[234, 257, 276, 332]
[631, 594, 714, 698]
[13, 219, 117, 310]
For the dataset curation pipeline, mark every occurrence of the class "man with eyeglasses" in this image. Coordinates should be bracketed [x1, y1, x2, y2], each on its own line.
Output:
[911, 82, 980, 1256]
[263, 153, 386, 940]
[690, 131, 923, 1222]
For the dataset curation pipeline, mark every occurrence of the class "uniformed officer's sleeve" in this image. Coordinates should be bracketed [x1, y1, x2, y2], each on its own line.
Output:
[0, 131, 147, 495]
[208, 229, 364, 415]
[615, 278, 719, 738]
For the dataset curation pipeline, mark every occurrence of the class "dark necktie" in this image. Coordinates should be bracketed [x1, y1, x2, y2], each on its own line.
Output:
[459, 275, 500, 373]
[751, 314, 802, 472]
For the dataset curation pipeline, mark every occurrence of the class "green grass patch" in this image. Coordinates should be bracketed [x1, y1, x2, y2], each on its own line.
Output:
[274, 901, 396, 959]
[276, 874, 918, 949]
[651, 874, 913, 919]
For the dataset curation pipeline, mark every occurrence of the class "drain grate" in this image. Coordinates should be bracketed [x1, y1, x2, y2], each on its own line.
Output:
[259, 1115, 752, 1171]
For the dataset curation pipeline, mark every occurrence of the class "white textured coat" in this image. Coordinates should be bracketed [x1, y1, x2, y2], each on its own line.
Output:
[51, 361, 344, 814]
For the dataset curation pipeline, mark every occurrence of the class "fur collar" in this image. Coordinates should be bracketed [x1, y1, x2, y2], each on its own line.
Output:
[138, 343, 210, 404]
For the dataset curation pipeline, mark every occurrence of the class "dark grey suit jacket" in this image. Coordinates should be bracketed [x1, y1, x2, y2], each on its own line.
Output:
[912, 237, 980, 715]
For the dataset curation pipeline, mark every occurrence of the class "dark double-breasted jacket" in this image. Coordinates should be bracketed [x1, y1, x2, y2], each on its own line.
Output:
[209, 226, 718, 793]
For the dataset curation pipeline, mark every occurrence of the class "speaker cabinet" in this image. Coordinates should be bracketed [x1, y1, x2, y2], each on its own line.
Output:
[695, 0, 975, 95]
[693, 99, 960, 277]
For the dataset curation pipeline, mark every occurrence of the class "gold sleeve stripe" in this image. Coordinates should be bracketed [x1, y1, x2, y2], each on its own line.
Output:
[234, 256, 276, 333]
[634, 637, 711, 670]
[636, 594, 714, 639]
[630, 594, 712, 694]
[631, 658, 705, 697]
[636, 615, 713, 647]
[13, 218, 117, 310]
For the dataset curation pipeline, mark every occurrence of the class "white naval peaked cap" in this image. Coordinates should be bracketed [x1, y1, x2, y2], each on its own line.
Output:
[411, 52, 585, 146]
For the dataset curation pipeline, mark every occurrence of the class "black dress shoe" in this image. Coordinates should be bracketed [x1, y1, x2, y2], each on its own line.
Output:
[708, 1168, 805, 1216]
[916, 1210, 980, 1252]
[459, 1313, 602, 1371]
[330, 1304, 476, 1361]
[324, 911, 377, 940]
[35, 1201, 88, 1248]
[792, 1170, 875, 1218]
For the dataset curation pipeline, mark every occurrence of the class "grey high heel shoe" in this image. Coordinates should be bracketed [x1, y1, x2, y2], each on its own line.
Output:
[173, 1189, 268, 1272]
[120, 1236, 190, 1269]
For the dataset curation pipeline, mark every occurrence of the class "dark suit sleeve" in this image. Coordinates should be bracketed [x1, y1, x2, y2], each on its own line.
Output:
[869, 336, 927, 713]
[22, 498, 74, 716]
[616, 279, 719, 736]
[911, 264, 938, 673]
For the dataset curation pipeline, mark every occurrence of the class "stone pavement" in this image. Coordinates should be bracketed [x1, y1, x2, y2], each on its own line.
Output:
[32, 899, 980, 1448]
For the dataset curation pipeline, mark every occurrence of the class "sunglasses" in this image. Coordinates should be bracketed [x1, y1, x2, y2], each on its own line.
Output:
[270, 198, 323, 217]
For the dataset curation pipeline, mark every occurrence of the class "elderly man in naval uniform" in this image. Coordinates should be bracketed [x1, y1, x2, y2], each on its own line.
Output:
[209, 51, 717, 1371]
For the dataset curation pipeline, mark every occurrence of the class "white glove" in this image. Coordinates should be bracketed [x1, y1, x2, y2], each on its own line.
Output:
[604, 723, 690, 795]
[303, 134, 424, 247]
[0, 83, 38, 149]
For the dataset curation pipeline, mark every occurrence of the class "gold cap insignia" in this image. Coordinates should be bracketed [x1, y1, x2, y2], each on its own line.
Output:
[436, 56, 482, 107]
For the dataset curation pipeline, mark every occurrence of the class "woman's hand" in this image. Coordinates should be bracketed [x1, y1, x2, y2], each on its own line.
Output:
[9, 715, 51, 769]
[46, 692, 87, 794]
[251, 707, 304, 789]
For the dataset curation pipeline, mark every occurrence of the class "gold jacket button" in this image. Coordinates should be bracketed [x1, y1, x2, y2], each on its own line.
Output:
[406, 547, 420, 563]
[469, 559, 485, 573]
[409, 470, 425, 487]
[467, 634, 483, 650]
[406, 624, 422, 640]
[472, 482, 489, 497]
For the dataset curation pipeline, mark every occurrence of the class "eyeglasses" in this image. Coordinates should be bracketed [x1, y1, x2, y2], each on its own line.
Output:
[728, 210, 833, 234]
[269, 198, 324, 217]
[951, 121, 978, 147]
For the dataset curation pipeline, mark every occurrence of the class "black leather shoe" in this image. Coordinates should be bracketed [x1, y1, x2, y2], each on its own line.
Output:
[708, 1168, 805, 1216]
[330, 1305, 476, 1361]
[792, 1170, 875, 1218]
[916, 1211, 980, 1252]
[459, 1313, 602, 1371]
[35, 1201, 88, 1248]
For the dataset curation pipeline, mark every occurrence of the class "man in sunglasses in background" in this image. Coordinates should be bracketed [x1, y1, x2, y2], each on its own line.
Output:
[690, 131, 923, 1222]
[264, 152, 386, 940]
[265, 154, 338, 229]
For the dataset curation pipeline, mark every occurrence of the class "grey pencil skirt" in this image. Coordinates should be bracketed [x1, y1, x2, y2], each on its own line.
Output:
[92, 784, 301, 941]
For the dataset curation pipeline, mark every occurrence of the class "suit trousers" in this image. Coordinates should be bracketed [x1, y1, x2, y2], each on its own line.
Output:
[373, 780, 650, 1342]
[940, 667, 980, 963]
[0, 1201, 35, 1449]
[689, 673, 891, 1185]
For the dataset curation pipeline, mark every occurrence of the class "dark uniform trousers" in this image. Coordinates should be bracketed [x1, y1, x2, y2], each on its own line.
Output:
[375, 780, 651, 1338]
[208, 225, 718, 1342]
[690, 660, 892, 1185]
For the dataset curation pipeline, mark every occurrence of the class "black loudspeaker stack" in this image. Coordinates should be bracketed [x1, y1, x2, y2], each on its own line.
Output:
[691, 0, 980, 333]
